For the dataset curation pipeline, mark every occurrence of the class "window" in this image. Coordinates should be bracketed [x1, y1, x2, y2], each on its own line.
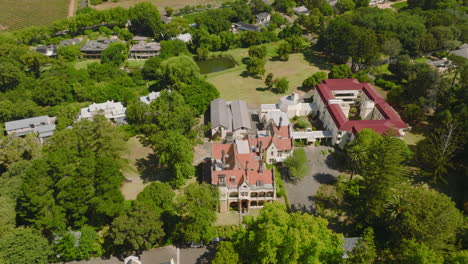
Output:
[277, 151, 282, 157]
[218, 175, 225, 185]
[230, 176, 236, 184]
[271, 151, 274, 155]
[241, 192, 248, 196]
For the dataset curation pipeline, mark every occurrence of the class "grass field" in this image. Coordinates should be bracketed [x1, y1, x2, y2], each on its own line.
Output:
[390, 1, 408, 10]
[0, 0, 69, 31]
[93, 0, 224, 13]
[206, 42, 328, 108]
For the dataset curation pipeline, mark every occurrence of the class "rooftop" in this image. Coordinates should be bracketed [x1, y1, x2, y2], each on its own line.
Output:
[130, 42, 161, 52]
[139, 91, 161, 105]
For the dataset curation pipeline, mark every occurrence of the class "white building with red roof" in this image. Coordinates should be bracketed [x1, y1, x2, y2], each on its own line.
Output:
[211, 139, 277, 213]
[313, 79, 409, 147]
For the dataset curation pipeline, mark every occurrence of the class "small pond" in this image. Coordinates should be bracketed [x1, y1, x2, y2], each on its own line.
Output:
[196, 57, 236, 74]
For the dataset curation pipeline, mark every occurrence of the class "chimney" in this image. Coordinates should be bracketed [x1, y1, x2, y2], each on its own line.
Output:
[212, 158, 216, 171]
[258, 160, 263, 173]
[278, 116, 283, 128]
[245, 161, 249, 182]
[259, 140, 263, 151]
[221, 150, 225, 167]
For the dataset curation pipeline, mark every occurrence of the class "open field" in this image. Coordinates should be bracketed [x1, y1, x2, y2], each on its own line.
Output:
[206, 42, 328, 108]
[93, 0, 224, 12]
[0, 0, 69, 31]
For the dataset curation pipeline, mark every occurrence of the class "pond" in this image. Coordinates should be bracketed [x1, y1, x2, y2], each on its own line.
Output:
[196, 57, 236, 74]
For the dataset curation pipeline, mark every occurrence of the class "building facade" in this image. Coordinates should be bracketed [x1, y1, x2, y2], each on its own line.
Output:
[129, 42, 161, 59]
[211, 140, 277, 213]
[78, 100, 126, 125]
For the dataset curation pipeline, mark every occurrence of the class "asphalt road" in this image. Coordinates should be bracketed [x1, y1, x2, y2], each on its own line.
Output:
[284, 146, 341, 214]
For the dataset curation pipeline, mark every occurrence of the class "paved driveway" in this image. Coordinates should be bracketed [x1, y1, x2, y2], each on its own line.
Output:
[284, 146, 342, 214]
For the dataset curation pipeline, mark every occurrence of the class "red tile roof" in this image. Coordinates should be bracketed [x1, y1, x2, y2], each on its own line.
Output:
[316, 79, 408, 136]
[211, 143, 274, 187]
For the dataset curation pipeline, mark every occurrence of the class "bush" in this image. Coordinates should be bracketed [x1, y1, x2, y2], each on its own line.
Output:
[284, 148, 309, 181]
[295, 118, 310, 129]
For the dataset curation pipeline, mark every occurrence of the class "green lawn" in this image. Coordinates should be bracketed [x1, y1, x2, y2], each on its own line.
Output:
[73, 59, 100, 70]
[206, 42, 328, 108]
[0, 0, 69, 31]
[391, 1, 408, 10]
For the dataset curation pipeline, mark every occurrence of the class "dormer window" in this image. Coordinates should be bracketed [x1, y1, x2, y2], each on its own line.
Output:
[230, 176, 236, 184]
[219, 175, 226, 185]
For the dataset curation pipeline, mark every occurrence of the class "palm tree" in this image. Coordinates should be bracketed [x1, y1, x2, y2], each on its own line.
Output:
[346, 144, 366, 180]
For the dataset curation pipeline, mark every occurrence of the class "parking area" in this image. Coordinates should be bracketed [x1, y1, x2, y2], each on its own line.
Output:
[284, 146, 342, 214]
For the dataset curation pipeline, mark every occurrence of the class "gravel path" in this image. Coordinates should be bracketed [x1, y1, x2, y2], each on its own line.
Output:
[284, 146, 341, 214]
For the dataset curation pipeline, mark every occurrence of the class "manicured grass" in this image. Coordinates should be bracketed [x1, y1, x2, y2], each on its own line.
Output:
[206, 42, 328, 108]
[414, 57, 428, 63]
[391, 1, 408, 10]
[403, 131, 425, 146]
[92, 0, 225, 13]
[73, 59, 100, 70]
[0, 0, 69, 31]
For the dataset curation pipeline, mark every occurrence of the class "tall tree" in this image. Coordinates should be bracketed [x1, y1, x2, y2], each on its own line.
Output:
[212, 241, 240, 264]
[175, 183, 218, 244]
[348, 228, 377, 264]
[101, 42, 128, 67]
[128, 2, 163, 37]
[0, 227, 53, 264]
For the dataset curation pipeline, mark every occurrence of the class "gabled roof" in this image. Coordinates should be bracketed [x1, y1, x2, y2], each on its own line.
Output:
[233, 22, 260, 32]
[5, 115, 53, 131]
[316, 79, 408, 136]
[230, 100, 252, 130]
[211, 98, 231, 129]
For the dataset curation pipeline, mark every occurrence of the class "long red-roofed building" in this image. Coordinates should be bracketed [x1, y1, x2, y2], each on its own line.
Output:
[313, 79, 409, 147]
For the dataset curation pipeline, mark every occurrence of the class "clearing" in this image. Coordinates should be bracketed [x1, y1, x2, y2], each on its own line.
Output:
[206, 42, 328, 108]
[0, 0, 69, 31]
[92, 0, 225, 13]
[120, 136, 153, 200]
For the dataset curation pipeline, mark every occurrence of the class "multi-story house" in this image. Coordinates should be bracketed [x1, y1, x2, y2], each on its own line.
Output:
[210, 98, 252, 140]
[211, 140, 277, 213]
[4, 115, 56, 143]
[78, 100, 126, 125]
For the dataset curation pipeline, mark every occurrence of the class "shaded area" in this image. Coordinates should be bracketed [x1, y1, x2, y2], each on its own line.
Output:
[194, 244, 216, 264]
[135, 154, 172, 183]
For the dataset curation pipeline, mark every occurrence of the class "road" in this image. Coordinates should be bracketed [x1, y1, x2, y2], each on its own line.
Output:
[284, 146, 341, 214]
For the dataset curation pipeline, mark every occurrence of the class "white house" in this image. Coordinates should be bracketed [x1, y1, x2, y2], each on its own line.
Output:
[256, 12, 271, 25]
[292, 6, 309, 15]
[78, 100, 127, 125]
[4, 115, 56, 143]
[139, 91, 161, 105]
[278, 93, 316, 118]
[173, 33, 192, 43]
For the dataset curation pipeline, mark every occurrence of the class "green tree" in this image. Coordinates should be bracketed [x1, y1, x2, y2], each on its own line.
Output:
[175, 183, 218, 244]
[232, 203, 343, 263]
[57, 45, 81, 62]
[246, 57, 266, 78]
[336, 0, 356, 13]
[385, 185, 463, 251]
[179, 79, 220, 115]
[265, 73, 274, 89]
[33, 76, 73, 106]
[382, 38, 402, 62]
[302, 72, 328, 89]
[396, 239, 444, 264]
[248, 45, 267, 60]
[150, 131, 195, 187]
[111, 202, 165, 254]
[329, 64, 352, 79]
[445, 250, 468, 264]
[212, 241, 239, 264]
[129, 2, 163, 37]
[283, 148, 309, 181]
[0, 133, 41, 173]
[101, 42, 128, 66]
[276, 42, 291, 61]
[196, 47, 209, 60]
[348, 228, 377, 264]
[136, 181, 175, 213]
[274, 77, 289, 93]
[142, 56, 163, 80]
[160, 40, 191, 59]
[157, 55, 201, 88]
[0, 227, 53, 264]
[54, 225, 102, 261]
[0, 60, 25, 92]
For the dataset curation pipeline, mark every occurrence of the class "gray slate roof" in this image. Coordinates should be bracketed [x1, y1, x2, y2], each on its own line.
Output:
[211, 98, 231, 129]
[230, 100, 251, 130]
[342, 237, 360, 259]
[5, 115, 56, 138]
[234, 22, 261, 32]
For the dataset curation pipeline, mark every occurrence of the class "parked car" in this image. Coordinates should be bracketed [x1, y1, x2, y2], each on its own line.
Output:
[190, 242, 204, 248]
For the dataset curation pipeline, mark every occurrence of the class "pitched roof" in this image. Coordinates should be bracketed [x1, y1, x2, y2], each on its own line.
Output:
[130, 42, 161, 52]
[234, 22, 260, 32]
[450, 46, 468, 59]
[316, 79, 408, 136]
[256, 12, 270, 20]
[230, 100, 252, 130]
[5, 115, 53, 131]
[211, 98, 231, 129]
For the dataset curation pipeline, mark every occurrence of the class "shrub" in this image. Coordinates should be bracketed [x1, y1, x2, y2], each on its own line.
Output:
[284, 148, 309, 181]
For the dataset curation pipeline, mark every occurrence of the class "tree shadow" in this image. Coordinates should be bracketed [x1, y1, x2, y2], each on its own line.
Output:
[313, 173, 337, 184]
[136, 154, 173, 183]
[302, 48, 330, 70]
[195, 245, 217, 264]
[241, 57, 250, 65]
[290, 202, 316, 214]
[325, 150, 347, 172]
[196, 158, 212, 184]
[255, 87, 270, 91]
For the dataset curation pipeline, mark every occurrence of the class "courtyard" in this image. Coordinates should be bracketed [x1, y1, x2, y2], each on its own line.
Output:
[284, 145, 343, 214]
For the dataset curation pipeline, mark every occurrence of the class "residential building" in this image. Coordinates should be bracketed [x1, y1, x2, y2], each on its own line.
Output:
[173, 33, 192, 43]
[78, 100, 127, 125]
[278, 92, 316, 118]
[4, 115, 56, 143]
[232, 22, 261, 32]
[35, 45, 57, 57]
[251, 120, 293, 163]
[129, 42, 161, 59]
[211, 140, 277, 213]
[313, 79, 408, 147]
[292, 6, 309, 15]
[80, 37, 120, 58]
[59, 37, 83, 46]
[256, 12, 271, 25]
[139, 91, 161, 104]
[210, 98, 252, 140]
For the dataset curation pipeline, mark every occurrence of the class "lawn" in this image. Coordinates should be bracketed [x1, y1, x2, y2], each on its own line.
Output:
[390, 1, 408, 10]
[0, 0, 69, 31]
[92, 0, 225, 13]
[206, 42, 328, 108]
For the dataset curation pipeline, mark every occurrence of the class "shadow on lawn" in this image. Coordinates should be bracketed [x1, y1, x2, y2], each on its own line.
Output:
[136, 154, 172, 183]
[302, 49, 330, 70]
